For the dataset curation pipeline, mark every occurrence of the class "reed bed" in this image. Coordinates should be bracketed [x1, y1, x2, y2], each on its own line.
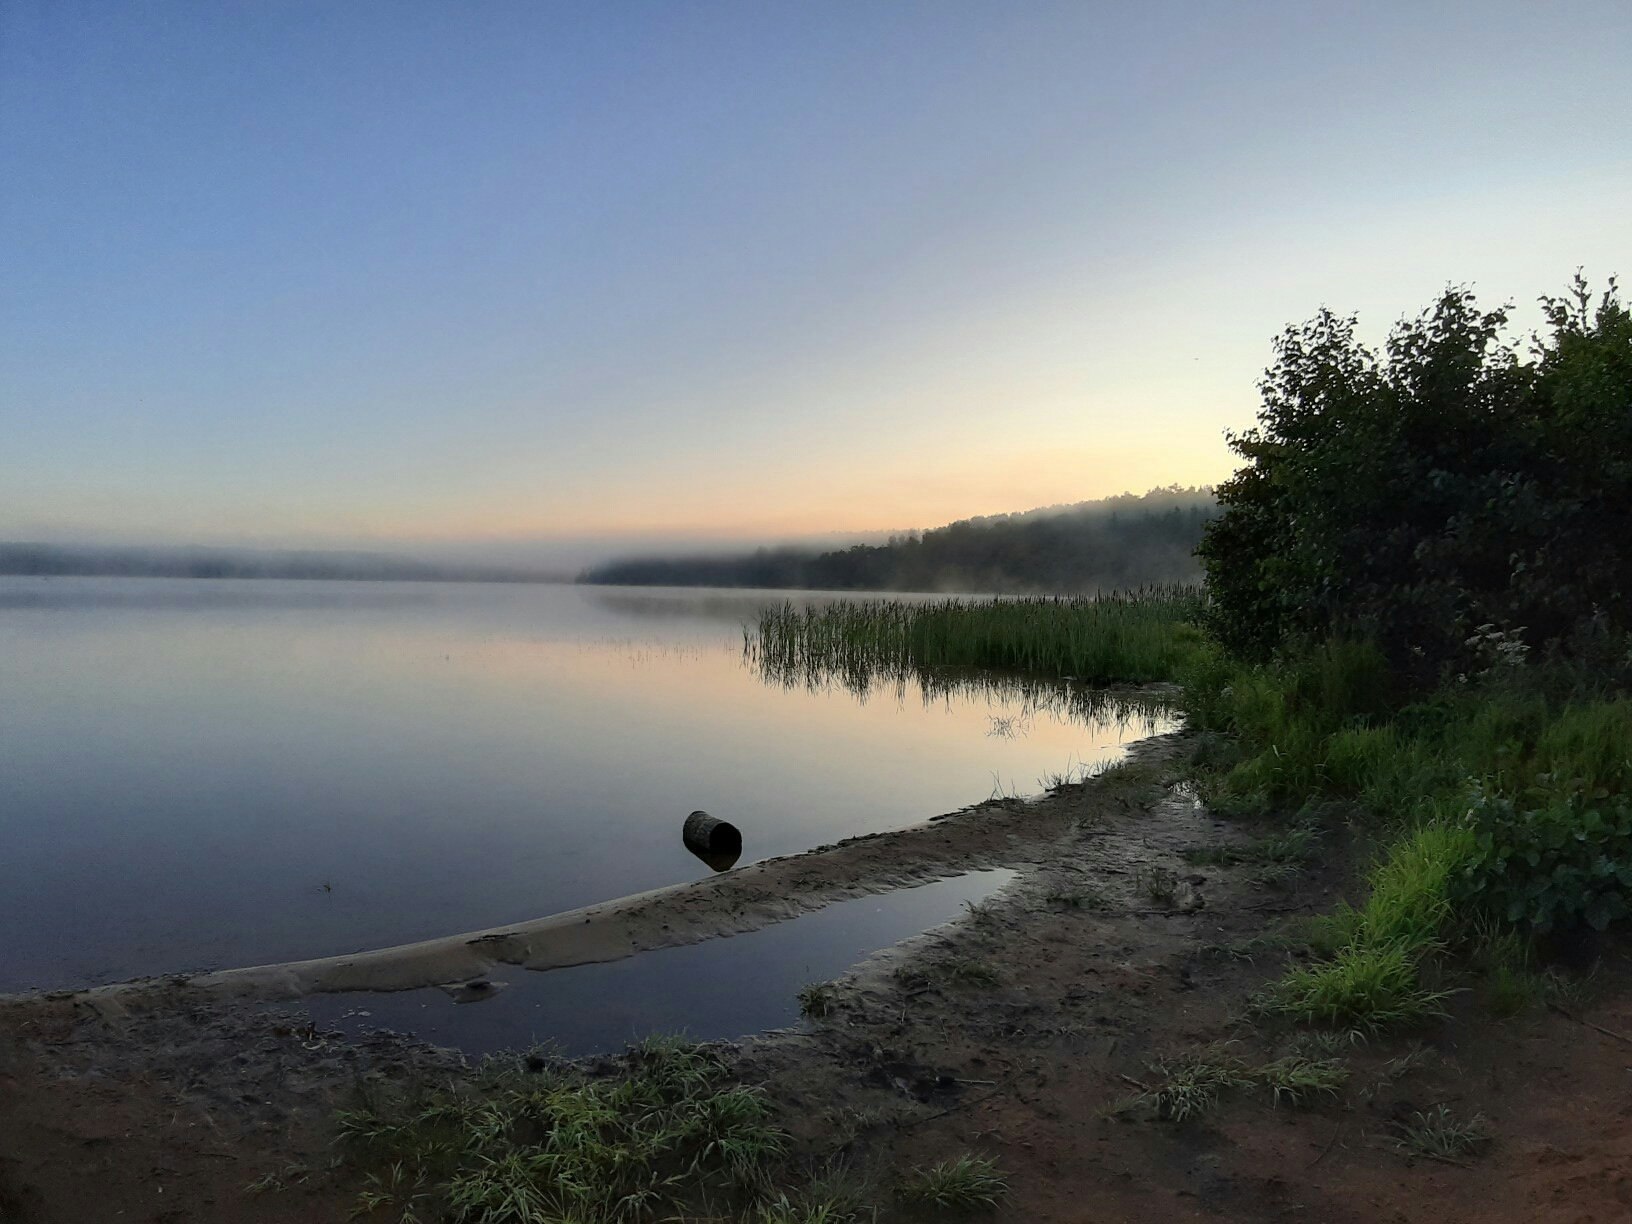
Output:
[760, 658, 1175, 735]
[747, 584, 1206, 689]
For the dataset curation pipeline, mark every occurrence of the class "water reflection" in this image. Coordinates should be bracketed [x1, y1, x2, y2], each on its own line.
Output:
[748, 644, 1174, 738]
[0, 578, 1165, 994]
[586, 586, 973, 625]
[307, 869, 1015, 1056]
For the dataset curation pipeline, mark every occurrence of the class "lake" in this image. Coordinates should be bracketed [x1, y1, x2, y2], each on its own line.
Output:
[0, 577, 1163, 1016]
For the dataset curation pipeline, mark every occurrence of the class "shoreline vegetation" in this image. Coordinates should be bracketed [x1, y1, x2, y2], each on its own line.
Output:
[759, 275, 1632, 1043]
[748, 584, 1206, 687]
[5, 277, 1628, 1222]
[637, 274, 1627, 1217]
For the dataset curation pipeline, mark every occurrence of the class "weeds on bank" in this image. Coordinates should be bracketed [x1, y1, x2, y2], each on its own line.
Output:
[799, 982, 838, 1019]
[1481, 963, 1544, 1017]
[1379, 1043, 1434, 1082]
[1134, 865, 1180, 904]
[819, 1105, 894, 1147]
[1038, 762, 1089, 790]
[1539, 964, 1597, 1015]
[944, 957, 1001, 987]
[1043, 886, 1107, 910]
[1258, 941, 1452, 1031]
[1122, 1044, 1347, 1120]
[1255, 1055, 1349, 1106]
[245, 1164, 316, 1195]
[896, 1154, 1007, 1211]
[753, 1161, 879, 1224]
[1182, 821, 1321, 871]
[1186, 632, 1632, 1033]
[754, 1194, 872, 1224]
[961, 898, 998, 926]
[335, 1036, 789, 1223]
[1127, 1046, 1253, 1121]
[1396, 1104, 1491, 1160]
[1287, 1029, 1362, 1058]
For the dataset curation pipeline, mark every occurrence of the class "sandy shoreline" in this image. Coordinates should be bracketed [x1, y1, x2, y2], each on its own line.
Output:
[4, 729, 1176, 1015]
[5, 729, 1630, 1223]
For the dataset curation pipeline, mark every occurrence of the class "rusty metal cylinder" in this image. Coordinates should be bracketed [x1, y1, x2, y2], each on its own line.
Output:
[682, 809, 742, 859]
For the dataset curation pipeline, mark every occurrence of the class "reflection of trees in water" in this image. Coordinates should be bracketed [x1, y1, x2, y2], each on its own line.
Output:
[587, 588, 959, 625]
[745, 641, 1174, 736]
[588, 590, 775, 623]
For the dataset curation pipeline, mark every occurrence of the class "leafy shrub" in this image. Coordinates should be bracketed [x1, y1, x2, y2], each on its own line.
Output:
[1198, 275, 1632, 677]
[1459, 788, 1632, 932]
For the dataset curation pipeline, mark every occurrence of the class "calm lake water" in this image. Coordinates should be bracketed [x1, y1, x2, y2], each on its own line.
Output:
[0, 577, 1164, 1002]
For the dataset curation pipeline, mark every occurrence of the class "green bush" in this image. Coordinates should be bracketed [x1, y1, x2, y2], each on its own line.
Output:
[1459, 789, 1632, 932]
[1198, 275, 1632, 676]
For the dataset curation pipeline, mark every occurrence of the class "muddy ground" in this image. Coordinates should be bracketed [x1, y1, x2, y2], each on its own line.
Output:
[2, 732, 1628, 1222]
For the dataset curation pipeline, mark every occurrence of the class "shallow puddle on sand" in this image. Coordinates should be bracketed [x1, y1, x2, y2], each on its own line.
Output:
[306, 869, 1015, 1056]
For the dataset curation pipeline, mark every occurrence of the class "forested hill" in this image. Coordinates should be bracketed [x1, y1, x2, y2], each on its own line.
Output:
[579, 487, 1217, 594]
[0, 543, 567, 585]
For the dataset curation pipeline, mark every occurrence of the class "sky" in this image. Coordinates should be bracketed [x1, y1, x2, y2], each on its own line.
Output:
[2, 1, 1628, 566]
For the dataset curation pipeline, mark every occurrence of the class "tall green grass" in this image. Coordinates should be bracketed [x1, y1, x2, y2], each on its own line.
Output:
[748, 584, 1207, 689]
[336, 1036, 791, 1223]
[1189, 639, 1632, 1029]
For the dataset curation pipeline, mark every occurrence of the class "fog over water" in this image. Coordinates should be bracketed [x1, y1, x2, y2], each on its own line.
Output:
[0, 577, 1165, 995]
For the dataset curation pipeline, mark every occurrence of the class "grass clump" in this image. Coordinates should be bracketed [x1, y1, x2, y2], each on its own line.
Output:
[819, 1105, 893, 1148]
[960, 898, 998, 925]
[896, 1154, 1007, 1211]
[1255, 1055, 1348, 1106]
[1379, 1043, 1435, 1081]
[1134, 865, 1180, 904]
[1128, 1045, 1253, 1121]
[1539, 964, 1597, 1015]
[336, 1036, 786, 1223]
[754, 1195, 862, 1224]
[1259, 941, 1451, 1032]
[244, 1164, 312, 1196]
[944, 957, 1001, 988]
[798, 982, 838, 1019]
[1481, 963, 1543, 1017]
[1128, 1045, 1349, 1121]
[1396, 1104, 1492, 1160]
[1183, 820, 1321, 871]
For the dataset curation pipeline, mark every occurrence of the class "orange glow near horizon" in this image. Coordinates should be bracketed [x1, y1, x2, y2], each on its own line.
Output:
[326, 424, 1241, 547]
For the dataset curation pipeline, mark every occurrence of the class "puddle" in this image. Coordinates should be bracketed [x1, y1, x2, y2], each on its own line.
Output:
[307, 868, 1014, 1056]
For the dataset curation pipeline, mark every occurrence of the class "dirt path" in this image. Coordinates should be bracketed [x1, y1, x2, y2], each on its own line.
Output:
[2, 733, 1627, 1222]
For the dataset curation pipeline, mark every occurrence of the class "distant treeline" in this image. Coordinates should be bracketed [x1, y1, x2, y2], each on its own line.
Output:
[580, 487, 1217, 594]
[0, 543, 567, 585]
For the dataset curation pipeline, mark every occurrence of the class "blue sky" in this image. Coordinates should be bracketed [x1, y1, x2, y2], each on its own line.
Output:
[3, 1, 1628, 564]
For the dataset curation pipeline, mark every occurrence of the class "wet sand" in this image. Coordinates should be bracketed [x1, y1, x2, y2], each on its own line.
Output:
[4, 731, 1630, 1223]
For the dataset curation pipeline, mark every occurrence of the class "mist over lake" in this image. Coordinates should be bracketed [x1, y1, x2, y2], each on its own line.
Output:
[0, 576, 1159, 993]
